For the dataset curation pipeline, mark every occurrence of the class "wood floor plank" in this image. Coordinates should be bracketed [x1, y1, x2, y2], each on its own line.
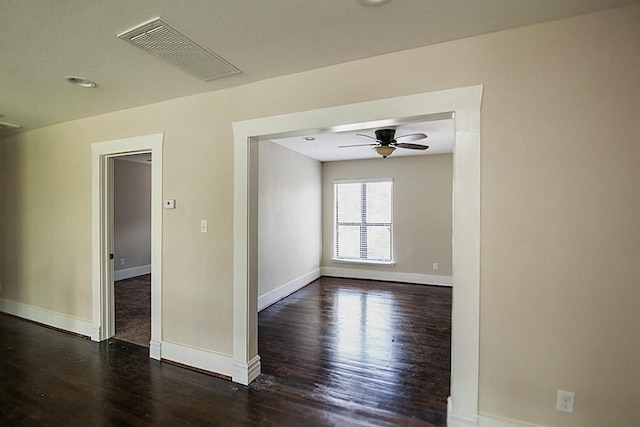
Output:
[0, 276, 450, 426]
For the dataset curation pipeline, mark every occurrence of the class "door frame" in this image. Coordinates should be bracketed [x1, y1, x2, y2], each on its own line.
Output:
[91, 133, 164, 360]
[232, 85, 482, 426]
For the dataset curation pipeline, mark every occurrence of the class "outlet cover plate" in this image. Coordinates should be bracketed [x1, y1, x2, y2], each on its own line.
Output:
[556, 389, 575, 413]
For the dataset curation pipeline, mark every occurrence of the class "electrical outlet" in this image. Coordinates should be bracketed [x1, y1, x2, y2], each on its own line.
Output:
[119, 258, 125, 266]
[556, 389, 575, 413]
[432, 262, 439, 271]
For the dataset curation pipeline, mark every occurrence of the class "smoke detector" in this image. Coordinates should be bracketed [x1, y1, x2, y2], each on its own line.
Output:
[118, 17, 240, 81]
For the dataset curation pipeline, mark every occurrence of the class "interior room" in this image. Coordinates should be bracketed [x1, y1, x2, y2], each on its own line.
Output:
[257, 117, 454, 310]
[255, 118, 455, 422]
[1, 1, 638, 426]
[113, 154, 152, 347]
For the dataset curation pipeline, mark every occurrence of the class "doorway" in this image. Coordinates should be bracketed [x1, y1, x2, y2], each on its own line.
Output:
[233, 86, 482, 425]
[112, 154, 152, 347]
[91, 133, 164, 360]
[255, 115, 454, 421]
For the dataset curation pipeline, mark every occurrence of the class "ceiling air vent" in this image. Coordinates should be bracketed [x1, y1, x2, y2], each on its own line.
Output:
[118, 17, 240, 81]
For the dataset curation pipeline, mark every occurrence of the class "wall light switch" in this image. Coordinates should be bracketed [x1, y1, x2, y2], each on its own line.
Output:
[200, 220, 208, 233]
[164, 199, 176, 209]
[432, 262, 439, 271]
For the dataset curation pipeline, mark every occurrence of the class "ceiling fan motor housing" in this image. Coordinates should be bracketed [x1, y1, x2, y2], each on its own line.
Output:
[375, 128, 396, 145]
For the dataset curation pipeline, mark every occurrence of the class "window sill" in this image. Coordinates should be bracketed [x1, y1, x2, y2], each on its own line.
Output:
[331, 258, 395, 267]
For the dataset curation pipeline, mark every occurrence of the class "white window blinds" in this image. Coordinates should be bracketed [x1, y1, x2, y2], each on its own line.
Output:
[334, 179, 393, 262]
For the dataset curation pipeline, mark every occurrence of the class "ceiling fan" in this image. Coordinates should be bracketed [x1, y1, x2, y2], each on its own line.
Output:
[339, 128, 429, 158]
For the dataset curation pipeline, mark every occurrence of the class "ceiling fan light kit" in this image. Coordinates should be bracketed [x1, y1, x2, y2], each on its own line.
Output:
[375, 145, 396, 158]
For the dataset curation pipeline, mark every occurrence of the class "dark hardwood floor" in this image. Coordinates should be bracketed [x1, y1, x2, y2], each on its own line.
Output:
[259, 277, 452, 426]
[114, 274, 151, 347]
[0, 277, 451, 426]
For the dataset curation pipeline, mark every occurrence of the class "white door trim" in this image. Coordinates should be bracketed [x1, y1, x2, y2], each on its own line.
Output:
[91, 133, 164, 360]
[232, 85, 482, 424]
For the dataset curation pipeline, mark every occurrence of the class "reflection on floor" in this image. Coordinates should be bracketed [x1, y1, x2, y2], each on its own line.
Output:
[259, 276, 452, 426]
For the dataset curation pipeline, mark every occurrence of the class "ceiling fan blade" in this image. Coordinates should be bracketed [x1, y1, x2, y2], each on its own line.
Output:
[395, 133, 427, 142]
[356, 133, 380, 141]
[339, 143, 378, 148]
[395, 143, 429, 150]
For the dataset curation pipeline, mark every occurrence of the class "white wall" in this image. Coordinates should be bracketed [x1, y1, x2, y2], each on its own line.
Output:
[257, 141, 322, 310]
[113, 158, 151, 277]
[321, 154, 453, 285]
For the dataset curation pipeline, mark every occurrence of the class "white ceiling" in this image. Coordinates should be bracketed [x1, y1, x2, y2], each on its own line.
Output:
[116, 153, 152, 164]
[0, 0, 636, 131]
[269, 115, 453, 162]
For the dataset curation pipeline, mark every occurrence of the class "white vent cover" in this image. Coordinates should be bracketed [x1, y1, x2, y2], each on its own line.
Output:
[118, 17, 240, 81]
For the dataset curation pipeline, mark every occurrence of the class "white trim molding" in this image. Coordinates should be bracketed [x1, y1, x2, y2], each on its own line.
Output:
[478, 414, 546, 427]
[439, 397, 547, 427]
[90, 324, 102, 341]
[233, 86, 482, 419]
[0, 298, 93, 338]
[233, 355, 261, 386]
[448, 397, 478, 427]
[149, 340, 162, 360]
[321, 266, 452, 286]
[91, 133, 163, 364]
[113, 264, 151, 281]
[161, 341, 233, 377]
[258, 268, 321, 311]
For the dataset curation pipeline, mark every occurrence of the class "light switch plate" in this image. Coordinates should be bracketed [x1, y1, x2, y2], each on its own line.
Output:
[556, 389, 575, 413]
[164, 199, 175, 209]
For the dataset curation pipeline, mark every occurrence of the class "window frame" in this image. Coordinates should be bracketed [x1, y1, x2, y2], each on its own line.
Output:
[332, 178, 394, 265]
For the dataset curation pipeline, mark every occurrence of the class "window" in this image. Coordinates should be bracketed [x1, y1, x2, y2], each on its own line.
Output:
[334, 179, 393, 263]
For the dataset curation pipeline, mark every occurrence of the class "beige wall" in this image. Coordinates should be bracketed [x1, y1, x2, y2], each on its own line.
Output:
[322, 154, 453, 277]
[113, 159, 151, 273]
[0, 133, 19, 302]
[0, 5, 639, 425]
[258, 141, 322, 297]
[0, 130, 93, 319]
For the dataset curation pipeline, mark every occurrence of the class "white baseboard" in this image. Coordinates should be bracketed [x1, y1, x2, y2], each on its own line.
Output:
[447, 397, 478, 427]
[149, 340, 161, 360]
[448, 414, 479, 427]
[161, 340, 233, 377]
[0, 298, 93, 338]
[478, 414, 546, 427]
[90, 324, 101, 341]
[114, 264, 151, 281]
[232, 355, 261, 385]
[321, 266, 452, 286]
[446, 396, 544, 427]
[258, 268, 321, 311]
